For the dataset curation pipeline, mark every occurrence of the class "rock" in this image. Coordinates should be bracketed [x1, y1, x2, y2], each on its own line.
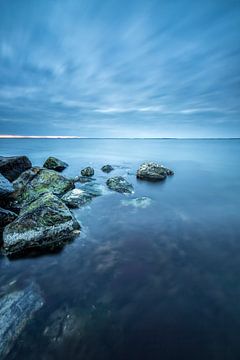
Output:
[0, 282, 44, 359]
[12, 167, 41, 192]
[16, 168, 74, 206]
[101, 165, 114, 173]
[0, 208, 17, 230]
[74, 176, 95, 183]
[43, 157, 68, 172]
[121, 197, 152, 209]
[136, 162, 174, 181]
[3, 193, 80, 256]
[81, 183, 106, 197]
[62, 189, 92, 208]
[0, 156, 32, 182]
[0, 175, 14, 207]
[43, 306, 84, 345]
[106, 176, 134, 194]
[81, 167, 94, 177]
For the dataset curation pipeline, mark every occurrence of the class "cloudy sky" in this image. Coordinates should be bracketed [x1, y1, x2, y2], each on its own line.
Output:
[0, 0, 239, 137]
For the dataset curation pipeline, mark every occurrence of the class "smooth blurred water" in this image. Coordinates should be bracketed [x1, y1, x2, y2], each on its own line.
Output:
[1, 139, 240, 360]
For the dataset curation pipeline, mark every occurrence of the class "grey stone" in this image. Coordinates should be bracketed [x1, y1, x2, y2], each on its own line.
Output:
[106, 176, 134, 194]
[81, 167, 94, 177]
[43, 157, 68, 172]
[0, 156, 32, 182]
[136, 162, 174, 181]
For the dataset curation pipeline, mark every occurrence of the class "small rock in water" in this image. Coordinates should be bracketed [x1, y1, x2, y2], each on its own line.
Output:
[121, 197, 152, 209]
[74, 176, 95, 183]
[0, 282, 44, 359]
[3, 193, 80, 256]
[106, 176, 134, 194]
[0, 208, 17, 231]
[43, 157, 68, 172]
[101, 165, 114, 173]
[136, 162, 174, 181]
[0, 156, 32, 182]
[81, 167, 94, 177]
[62, 188, 92, 208]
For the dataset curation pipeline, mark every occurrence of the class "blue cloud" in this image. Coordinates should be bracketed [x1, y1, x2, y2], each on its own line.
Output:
[0, 0, 240, 137]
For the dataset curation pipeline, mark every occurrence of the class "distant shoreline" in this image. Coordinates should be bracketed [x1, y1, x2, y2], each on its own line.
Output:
[0, 136, 239, 140]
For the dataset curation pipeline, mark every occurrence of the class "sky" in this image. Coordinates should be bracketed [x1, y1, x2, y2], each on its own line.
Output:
[0, 0, 239, 138]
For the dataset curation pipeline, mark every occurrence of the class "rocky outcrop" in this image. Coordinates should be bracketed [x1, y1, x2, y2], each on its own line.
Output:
[0, 156, 32, 182]
[0, 282, 44, 359]
[0, 208, 17, 231]
[43, 157, 68, 172]
[106, 176, 134, 194]
[3, 193, 80, 256]
[136, 162, 174, 181]
[101, 165, 114, 173]
[62, 189, 92, 208]
[15, 168, 74, 206]
[81, 167, 94, 177]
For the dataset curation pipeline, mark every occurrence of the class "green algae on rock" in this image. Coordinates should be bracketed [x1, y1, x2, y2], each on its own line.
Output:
[106, 176, 134, 194]
[43, 157, 68, 172]
[3, 193, 80, 256]
[16, 168, 74, 205]
[136, 162, 174, 181]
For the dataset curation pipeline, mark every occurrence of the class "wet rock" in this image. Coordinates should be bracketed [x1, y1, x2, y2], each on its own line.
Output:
[0, 175, 14, 207]
[74, 176, 95, 183]
[121, 197, 152, 209]
[101, 165, 114, 173]
[81, 167, 94, 177]
[16, 168, 74, 206]
[62, 189, 92, 208]
[12, 167, 41, 192]
[106, 176, 134, 194]
[136, 162, 174, 181]
[0, 208, 17, 231]
[0, 282, 44, 359]
[3, 193, 80, 256]
[81, 183, 106, 197]
[0, 156, 32, 182]
[43, 157, 68, 172]
[43, 306, 84, 345]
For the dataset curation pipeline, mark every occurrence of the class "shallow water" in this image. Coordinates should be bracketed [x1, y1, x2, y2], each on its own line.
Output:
[1, 138, 240, 360]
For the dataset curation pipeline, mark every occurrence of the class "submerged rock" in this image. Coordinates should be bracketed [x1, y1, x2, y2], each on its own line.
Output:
[0, 282, 44, 359]
[43, 157, 68, 172]
[0, 208, 17, 231]
[101, 165, 114, 173]
[3, 193, 80, 256]
[16, 168, 74, 205]
[0, 156, 32, 182]
[43, 306, 84, 345]
[136, 162, 174, 181]
[121, 197, 152, 209]
[74, 176, 95, 183]
[81, 167, 94, 177]
[106, 176, 134, 194]
[62, 189, 92, 208]
[81, 183, 106, 197]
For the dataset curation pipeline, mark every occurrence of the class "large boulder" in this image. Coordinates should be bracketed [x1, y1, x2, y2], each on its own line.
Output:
[0, 282, 44, 359]
[136, 162, 174, 181]
[62, 189, 92, 208]
[81, 167, 94, 177]
[43, 157, 68, 172]
[101, 164, 114, 173]
[15, 168, 74, 205]
[0, 208, 17, 231]
[106, 176, 134, 194]
[0, 156, 32, 182]
[0, 174, 14, 207]
[3, 193, 80, 256]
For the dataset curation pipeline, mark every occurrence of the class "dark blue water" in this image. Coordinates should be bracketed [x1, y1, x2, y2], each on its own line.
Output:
[1, 139, 240, 360]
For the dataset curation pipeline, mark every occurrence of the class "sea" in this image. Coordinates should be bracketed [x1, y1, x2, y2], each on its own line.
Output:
[1, 138, 240, 360]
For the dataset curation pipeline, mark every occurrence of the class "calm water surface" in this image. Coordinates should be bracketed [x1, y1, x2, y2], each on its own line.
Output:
[1, 139, 240, 360]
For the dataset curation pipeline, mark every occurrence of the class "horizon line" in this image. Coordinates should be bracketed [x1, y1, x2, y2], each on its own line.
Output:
[0, 135, 240, 140]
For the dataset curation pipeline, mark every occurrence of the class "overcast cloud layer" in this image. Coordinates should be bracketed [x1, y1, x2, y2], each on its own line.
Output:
[0, 0, 239, 137]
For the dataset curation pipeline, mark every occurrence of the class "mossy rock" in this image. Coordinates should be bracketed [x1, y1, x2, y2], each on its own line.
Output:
[136, 162, 174, 181]
[3, 193, 80, 256]
[106, 176, 134, 194]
